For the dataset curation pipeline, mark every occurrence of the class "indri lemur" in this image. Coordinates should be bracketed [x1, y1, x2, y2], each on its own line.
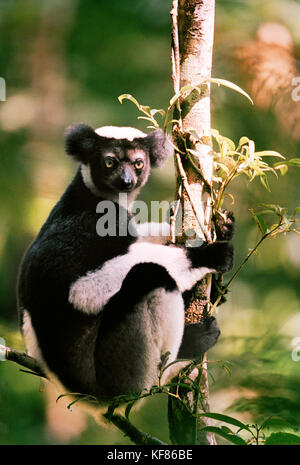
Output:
[18, 124, 234, 401]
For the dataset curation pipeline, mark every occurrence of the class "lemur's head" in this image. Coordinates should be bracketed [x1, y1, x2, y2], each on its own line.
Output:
[65, 124, 173, 199]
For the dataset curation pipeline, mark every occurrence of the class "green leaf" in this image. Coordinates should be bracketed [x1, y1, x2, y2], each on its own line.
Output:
[118, 94, 141, 109]
[214, 162, 230, 175]
[150, 108, 165, 117]
[199, 426, 248, 445]
[237, 136, 250, 148]
[284, 158, 300, 166]
[140, 104, 151, 113]
[258, 203, 281, 213]
[260, 175, 271, 192]
[224, 192, 235, 205]
[222, 137, 236, 152]
[274, 158, 300, 175]
[105, 402, 117, 421]
[125, 401, 136, 420]
[169, 84, 201, 108]
[265, 432, 300, 445]
[208, 78, 254, 105]
[255, 151, 285, 159]
[197, 412, 251, 432]
[274, 163, 288, 176]
[250, 209, 270, 234]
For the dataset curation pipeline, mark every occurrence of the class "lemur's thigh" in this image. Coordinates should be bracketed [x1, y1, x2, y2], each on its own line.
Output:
[94, 263, 184, 399]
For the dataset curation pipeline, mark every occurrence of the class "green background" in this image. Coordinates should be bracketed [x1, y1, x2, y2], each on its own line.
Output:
[0, 0, 300, 444]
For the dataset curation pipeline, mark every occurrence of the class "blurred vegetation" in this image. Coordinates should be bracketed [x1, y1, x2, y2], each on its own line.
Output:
[0, 0, 299, 445]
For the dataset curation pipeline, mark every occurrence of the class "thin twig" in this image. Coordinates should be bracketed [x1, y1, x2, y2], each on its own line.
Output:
[209, 221, 284, 311]
[170, 0, 180, 94]
[170, 183, 182, 243]
[175, 152, 209, 241]
[1, 344, 47, 378]
[1, 343, 167, 444]
[103, 413, 166, 445]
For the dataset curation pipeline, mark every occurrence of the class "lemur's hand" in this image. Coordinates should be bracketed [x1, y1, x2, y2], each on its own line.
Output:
[214, 210, 235, 241]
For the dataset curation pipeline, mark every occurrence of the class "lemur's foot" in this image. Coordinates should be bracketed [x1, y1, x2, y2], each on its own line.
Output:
[210, 275, 228, 305]
[214, 210, 235, 241]
[178, 316, 220, 359]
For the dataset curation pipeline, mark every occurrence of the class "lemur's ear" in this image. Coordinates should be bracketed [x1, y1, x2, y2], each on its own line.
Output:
[144, 129, 174, 167]
[65, 124, 100, 164]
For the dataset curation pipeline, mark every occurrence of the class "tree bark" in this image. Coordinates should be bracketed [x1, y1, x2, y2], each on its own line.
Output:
[168, 0, 216, 445]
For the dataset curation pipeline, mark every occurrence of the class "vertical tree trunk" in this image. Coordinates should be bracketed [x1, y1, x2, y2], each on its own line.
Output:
[168, 0, 216, 445]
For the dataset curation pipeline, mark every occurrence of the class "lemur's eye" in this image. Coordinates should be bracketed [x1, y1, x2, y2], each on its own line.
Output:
[104, 158, 115, 169]
[134, 160, 144, 170]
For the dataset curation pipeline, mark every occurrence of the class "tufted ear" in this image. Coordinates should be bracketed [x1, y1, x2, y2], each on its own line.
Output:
[65, 124, 101, 164]
[143, 129, 174, 167]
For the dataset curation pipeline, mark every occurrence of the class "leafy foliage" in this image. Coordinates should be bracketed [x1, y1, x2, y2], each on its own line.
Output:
[114, 80, 300, 445]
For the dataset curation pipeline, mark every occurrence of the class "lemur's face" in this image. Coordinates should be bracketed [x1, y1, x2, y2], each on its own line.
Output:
[91, 139, 150, 195]
[65, 124, 173, 198]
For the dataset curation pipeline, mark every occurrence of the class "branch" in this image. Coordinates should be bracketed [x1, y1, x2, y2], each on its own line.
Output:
[1, 343, 166, 445]
[0, 344, 47, 378]
[104, 413, 166, 445]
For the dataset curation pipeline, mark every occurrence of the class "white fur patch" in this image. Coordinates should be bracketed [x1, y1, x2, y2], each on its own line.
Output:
[69, 242, 214, 314]
[128, 288, 185, 388]
[80, 164, 103, 197]
[95, 126, 147, 141]
[135, 222, 171, 238]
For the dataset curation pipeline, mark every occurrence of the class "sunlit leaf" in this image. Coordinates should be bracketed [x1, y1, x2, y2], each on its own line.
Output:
[274, 158, 300, 176]
[150, 108, 165, 117]
[224, 192, 235, 204]
[208, 78, 254, 105]
[237, 136, 250, 148]
[137, 116, 155, 122]
[214, 162, 230, 175]
[222, 137, 236, 151]
[260, 175, 271, 192]
[118, 94, 141, 109]
[255, 151, 285, 159]
[274, 163, 288, 176]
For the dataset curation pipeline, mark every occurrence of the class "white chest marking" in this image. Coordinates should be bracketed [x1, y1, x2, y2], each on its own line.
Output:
[69, 242, 214, 314]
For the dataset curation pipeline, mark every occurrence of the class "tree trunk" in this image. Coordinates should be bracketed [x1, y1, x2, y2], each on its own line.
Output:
[168, 0, 216, 445]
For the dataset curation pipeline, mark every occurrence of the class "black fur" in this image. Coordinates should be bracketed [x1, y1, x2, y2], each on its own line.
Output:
[178, 317, 220, 359]
[141, 129, 173, 167]
[18, 171, 136, 394]
[95, 263, 178, 398]
[65, 124, 101, 164]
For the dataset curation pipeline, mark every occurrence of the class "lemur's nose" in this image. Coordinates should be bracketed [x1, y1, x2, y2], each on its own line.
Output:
[120, 166, 134, 190]
[120, 178, 133, 190]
